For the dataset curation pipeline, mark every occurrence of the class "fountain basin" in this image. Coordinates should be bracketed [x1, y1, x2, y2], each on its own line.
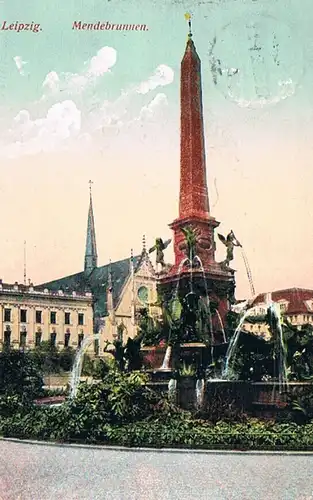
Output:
[33, 395, 66, 406]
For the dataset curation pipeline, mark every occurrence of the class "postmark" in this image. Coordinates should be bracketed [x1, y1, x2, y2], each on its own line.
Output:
[209, 12, 304, 108]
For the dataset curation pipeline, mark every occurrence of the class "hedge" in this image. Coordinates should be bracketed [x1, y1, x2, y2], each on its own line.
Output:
[1, 405, 313, 451]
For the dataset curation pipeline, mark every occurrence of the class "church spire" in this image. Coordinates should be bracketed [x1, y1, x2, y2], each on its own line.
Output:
[84, 180, 98, 275]
[179, 13, 210, 220]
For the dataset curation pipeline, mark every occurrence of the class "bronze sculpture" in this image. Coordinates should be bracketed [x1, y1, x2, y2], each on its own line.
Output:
[148, 238, 171, 268]
[218, 230, 242, 267]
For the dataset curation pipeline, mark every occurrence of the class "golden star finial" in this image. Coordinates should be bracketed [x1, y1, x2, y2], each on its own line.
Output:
[184, 13, 192, 39]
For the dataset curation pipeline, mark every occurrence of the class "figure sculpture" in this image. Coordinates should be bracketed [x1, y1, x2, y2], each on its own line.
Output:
[149, 238, 171, 268]
[180, 226, 199, 262]
[218, 230, 242, 268]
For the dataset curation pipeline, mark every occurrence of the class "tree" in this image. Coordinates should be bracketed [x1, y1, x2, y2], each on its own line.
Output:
[0, 349, 43, 402]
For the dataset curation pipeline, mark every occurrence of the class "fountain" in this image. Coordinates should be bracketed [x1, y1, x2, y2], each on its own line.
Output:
[266, 301, 288, 393]
[69, 333, 100, 399]
[168, 375, 178, 403]
[195, 371, 205, 409]
[223, 308, 253, 379]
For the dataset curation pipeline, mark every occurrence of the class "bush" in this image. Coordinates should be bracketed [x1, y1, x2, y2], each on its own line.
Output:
[0, 349, 43, 402]
[59, 348, 75, 372]
[3, 407, 313, 451]
[278, 386, 313, 425]
[29, 342, 61, 374]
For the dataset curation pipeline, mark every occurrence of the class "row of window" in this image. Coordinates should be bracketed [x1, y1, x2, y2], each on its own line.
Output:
[252, 304, 288, 316]
[3, 308, 85, 325]
[289, 314, 312, 323]
[3, 331, 86, 349]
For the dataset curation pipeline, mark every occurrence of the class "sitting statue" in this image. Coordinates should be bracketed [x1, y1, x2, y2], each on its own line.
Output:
[149, 237, 171, 268]
[218, 230, 242, 268]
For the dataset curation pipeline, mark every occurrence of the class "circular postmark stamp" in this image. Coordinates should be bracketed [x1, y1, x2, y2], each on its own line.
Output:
[209, 12, 304, 108]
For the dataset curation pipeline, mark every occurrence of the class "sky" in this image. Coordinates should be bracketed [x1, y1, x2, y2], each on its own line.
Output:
[0, 0, 312, 299]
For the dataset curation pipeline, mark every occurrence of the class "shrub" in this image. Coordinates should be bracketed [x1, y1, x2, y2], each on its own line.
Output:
[278, 386, 313, 425]
[59, 348, 75, 372]
[0, 349, 43, 402]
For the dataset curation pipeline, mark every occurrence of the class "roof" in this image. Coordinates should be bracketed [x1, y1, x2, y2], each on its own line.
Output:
[252, 288, 313, 314]
[37, 256, 141, 317]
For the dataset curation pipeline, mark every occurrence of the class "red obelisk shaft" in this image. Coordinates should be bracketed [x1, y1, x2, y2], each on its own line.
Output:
[179, 37, 210, 220]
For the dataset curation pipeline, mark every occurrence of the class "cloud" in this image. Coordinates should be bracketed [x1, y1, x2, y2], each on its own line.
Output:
[137, 65, 174, 95]
[2, 100, 81, 158]
[86, 46, 117, 77]
[13, 56, 27, 76]
[42, 46, 117, 98]
[2, 54, 174, 159]
[43, 71, 60, 93]
[139, 93, 168, 120]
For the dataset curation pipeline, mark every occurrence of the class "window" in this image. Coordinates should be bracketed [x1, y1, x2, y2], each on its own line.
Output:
[36, 311, 42, 324]
[65, 312, 71, 325]
[50, 332, 56, 347]
[78, 313, 84, 326]
[20, 309, 27, 323]
[64, 332, 70, 348]
[280, 303, 287, 313]
[4, 309, 11, 322]
[50, 311, 56, 324]
[78, 333, 84, 348]
[20, 332, 27, 348]
[4, 330, 11, 348]
[35, 331, 42, 347]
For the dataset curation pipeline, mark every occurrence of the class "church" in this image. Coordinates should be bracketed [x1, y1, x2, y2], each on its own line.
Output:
[39, 187, 161, 352]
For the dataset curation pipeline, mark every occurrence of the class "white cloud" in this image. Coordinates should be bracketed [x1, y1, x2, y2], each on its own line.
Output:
[2, 100, 81, 158]
[87, 46, 117, 77]
[2, 56, 174, 159]
[43, 71, 60, 93]
[41, 46, 117, 98]
[13, 56, 27, 76]
[139, 93, 168, 120]
[137, 65, 174, 95]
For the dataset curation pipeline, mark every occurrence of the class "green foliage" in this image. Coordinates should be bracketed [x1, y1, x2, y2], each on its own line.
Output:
[29, 342, 61, 374]
[59, 347, 76, 372]
[138, 309, 164, 347]
[179, 363, 196, 377]
[229, 332, 274, 381]
[278, 386, 313, 425]
[0, 349, 43, 402]
[0, 368, 166, 442]
[3, 406, 313, 450]
[197, 383, 249, 424]
[283, 323, 313, 381]
[81, 355, 111, 378]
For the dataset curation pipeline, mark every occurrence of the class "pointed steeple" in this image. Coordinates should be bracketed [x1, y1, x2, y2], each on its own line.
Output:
[141, 234, 146, 255]
[84, 180, 98, 275]
[107, 259, 115, 322]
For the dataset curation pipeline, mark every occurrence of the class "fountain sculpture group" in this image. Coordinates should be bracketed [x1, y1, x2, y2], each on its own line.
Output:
[63, 226, 292, 415]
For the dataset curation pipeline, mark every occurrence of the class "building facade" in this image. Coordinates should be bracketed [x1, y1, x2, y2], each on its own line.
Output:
[104, 244, 161, 344]
[40, 179, 161, 352]
[242, 288, 313, 339]
[0, 280, 93, 351]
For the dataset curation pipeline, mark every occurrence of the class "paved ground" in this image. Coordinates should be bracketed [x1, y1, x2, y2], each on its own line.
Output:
[0, 441, 313, 500]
